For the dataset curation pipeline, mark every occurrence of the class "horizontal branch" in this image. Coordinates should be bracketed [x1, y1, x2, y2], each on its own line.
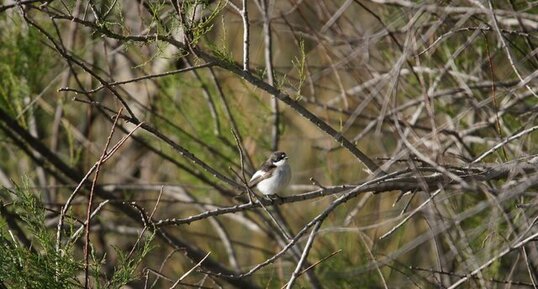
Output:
[156, 155, 538, 226]
[58, 62, 215, 94]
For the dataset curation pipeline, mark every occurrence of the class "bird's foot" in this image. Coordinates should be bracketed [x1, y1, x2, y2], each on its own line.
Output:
[264, 194, 282, 204]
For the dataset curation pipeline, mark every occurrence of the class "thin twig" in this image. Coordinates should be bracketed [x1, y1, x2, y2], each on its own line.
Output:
[58, 62, 214, 94]
[170, 252, 211, 289]
[380, 189, 442, 239]
[487, 0, 538, 98]
[241, 0, 249, 71]
[68, 200, 110, 244]
[447, 229, 538, 288]
[84, 108, 123, 288]
[259, 0, 279, 151]
[472, 125, 538, 164]
[285, 221, 321, 289]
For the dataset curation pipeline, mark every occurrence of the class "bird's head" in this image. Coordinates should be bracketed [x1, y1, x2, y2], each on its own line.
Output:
[270, 151, 288, 167]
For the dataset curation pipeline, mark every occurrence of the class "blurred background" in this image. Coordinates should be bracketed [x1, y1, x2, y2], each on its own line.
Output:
[0, 0, 537, 288]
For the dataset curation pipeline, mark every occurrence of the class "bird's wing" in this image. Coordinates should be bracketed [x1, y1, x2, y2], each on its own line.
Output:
[248, 166, 276, 188]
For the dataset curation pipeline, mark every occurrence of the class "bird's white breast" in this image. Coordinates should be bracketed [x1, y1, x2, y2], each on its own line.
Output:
[256, 163, 291, 196]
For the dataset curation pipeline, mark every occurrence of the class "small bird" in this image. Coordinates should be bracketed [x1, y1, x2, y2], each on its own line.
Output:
[249, 151, 291, 197]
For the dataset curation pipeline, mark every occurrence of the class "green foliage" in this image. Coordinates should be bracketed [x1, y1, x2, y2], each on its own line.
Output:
[207, 42, 236, 69]
[0, 16, 54, 116]
[291, 39, 307, 100]
[204, 13, 235, 68]
[189, 0, 225, 45]
[317, 258, 380, 288]
[0, 185, 155, 289]
[106, 234, 155, 289]
[0, 186, 79, 289]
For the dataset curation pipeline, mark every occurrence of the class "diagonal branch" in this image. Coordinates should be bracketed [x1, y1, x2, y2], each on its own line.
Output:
[34, 5, 382, 174]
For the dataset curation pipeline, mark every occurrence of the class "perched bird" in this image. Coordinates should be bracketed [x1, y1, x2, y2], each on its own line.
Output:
[249, 151, 291, 197]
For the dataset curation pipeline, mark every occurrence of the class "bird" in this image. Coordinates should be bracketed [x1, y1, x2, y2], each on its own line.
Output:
[248, 151, 291, 197]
